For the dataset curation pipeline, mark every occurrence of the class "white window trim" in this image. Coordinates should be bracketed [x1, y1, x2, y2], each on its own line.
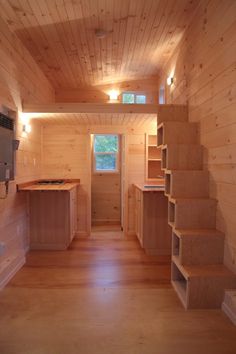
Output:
[93, 134, 120, 174]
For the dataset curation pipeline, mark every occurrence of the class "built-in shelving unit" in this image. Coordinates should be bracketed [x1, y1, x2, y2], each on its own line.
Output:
[145, 134, 164, 181]
[157, 104, 236, 309]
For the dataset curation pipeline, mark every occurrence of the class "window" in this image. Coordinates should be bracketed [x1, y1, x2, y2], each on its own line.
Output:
[93, 134, 119, 172]
[159, 85, 165, 104]
[122, 92, 146, 104]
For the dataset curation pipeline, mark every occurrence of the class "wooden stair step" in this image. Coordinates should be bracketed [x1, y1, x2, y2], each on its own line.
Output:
[157, 122, 199, 146]
[172, 255, 236, 309]
[172, 228, 224, 265]
[165, 170, 209, 198]
[168, 198, 216, 229]
[157, 105, 188, 124]
[161, 144, 203, 170]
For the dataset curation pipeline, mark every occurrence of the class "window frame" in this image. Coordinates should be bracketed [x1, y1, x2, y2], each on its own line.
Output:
[92, 134, 120, 174]
[122, 92, 147, 104]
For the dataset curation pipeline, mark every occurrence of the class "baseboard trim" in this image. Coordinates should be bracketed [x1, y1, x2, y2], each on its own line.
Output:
[222, 302, 236, 325]
[0, 255, 25, 290]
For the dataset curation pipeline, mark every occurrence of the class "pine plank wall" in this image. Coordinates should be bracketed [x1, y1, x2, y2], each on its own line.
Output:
[160, 0, 236, 272]
[0, 14, 54, 286]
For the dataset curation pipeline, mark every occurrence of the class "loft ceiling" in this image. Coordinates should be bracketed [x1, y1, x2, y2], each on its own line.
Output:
[1, 0, 199, 89]
[27, 112, 157, 127]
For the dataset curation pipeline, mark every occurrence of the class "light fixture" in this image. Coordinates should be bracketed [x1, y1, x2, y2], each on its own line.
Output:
[108, 89, 119, 101]
[95, 28, 109, 39]
[22, 123, 31, 133]
[167, 76, 174, 86]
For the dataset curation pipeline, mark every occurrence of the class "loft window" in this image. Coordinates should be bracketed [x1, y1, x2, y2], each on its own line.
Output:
[159, 85, 165, 104]
[122, 92, 146, 104]
[93, 134, 119, 172]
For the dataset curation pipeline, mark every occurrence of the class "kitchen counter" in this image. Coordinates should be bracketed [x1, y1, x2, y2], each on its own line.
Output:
[17, 179, 79, 250]
[133, 183, 165, 192]
[17, 179, 80, 192]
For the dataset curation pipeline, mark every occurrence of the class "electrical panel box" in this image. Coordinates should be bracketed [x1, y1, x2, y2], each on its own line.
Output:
[0, 113, 15, 181]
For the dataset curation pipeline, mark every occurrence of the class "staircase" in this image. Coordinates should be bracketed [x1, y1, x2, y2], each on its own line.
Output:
[157, 105, 236, 309]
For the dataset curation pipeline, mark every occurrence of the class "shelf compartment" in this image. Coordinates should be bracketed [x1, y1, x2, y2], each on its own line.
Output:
[162, 144, 203, 170]
[148, 135, 157, 146]
[172, 232, 180, 257]
[168, 200, 175, 225]
[171, 261, 187, 308]
[168, 170, 209, 198]
[158, 122, 199, 146]
[164, 172, 171, 196]
[172, 255, 236, 309]
[172, 228, 224, 265]
[148, 146, 161, 159]
[147, 160, 164, 179]
[161, 146, 167, 170]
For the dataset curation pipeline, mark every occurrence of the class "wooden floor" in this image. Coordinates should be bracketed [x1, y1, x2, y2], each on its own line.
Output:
[0, 231, 236, 354]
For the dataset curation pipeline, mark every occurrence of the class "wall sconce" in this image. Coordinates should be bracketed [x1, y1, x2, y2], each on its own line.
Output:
[167, 76, 174, 86]
[108, 89, 119, 101]
[22, 123, 31, 134]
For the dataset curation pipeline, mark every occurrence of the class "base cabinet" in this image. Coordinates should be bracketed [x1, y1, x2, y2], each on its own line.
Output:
[134, 185, 171, 255]
[29, 187, 78, 250]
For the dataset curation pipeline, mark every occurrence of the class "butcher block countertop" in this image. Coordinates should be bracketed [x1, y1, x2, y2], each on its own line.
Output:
[134, 183, 165, 192]
[17, 179, 80, 192]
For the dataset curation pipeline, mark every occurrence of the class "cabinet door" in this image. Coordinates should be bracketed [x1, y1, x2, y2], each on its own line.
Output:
[134, 188, 143, 246]
[69, 188, 78, 241]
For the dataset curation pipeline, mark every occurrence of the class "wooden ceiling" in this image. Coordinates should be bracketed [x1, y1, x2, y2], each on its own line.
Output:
[1, 0, 200, 89]
[29, 113, 157, 127]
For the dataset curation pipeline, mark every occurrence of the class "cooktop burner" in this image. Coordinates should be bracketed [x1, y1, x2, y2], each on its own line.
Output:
[37, 180, 65, 185]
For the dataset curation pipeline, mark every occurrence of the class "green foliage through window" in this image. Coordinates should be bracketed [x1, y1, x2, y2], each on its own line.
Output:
[122, 92, 146, 104]
[94, 135, 119, 171]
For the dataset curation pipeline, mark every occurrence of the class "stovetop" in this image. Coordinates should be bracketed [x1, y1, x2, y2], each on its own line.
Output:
[37, 180, 65, 185]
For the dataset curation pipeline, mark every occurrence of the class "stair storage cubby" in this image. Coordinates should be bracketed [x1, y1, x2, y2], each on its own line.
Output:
[172, 228, 224, 265]
[172, 255, 236, 309]
[156, 104, 236, 309]
[172, 232, 180, 257]
[168, 200, 175, 226]
[165, 172, 170, 196]
[160, 144, 203, 170]
[157, 122, 199, 146]
[157, 125, 163, 147]
[171, 261, 187, 307]
[166, 170, 209, 198]
[161, 146, 167, 170]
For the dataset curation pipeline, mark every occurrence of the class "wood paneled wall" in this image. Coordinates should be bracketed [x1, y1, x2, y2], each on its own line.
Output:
[41, 123, 156, 236]
[55, 78, 159, 104]
[159, 0, 236, 272]
[0, 13, 55, 287]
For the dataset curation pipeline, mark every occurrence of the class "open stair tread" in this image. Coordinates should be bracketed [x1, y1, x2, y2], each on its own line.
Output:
[172, 255, 236, 279]
[169, 197, 217, 203]
[173, 228, 224, 238]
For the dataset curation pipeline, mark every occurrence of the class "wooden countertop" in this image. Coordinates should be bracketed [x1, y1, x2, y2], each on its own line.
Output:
[133, 183, 165, 192]
[17, 179, 80, 192]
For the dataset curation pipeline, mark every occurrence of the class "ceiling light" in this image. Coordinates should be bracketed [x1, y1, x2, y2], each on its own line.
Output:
[95, 28, 109, 39]
[22, 123, 31, 134]
[167, 76, 174, 86]
[108, 89, 119, 101]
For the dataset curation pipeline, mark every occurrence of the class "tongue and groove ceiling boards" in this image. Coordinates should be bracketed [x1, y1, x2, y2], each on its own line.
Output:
[25, 113, 157, 126]
[0, 0, 200, 90]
